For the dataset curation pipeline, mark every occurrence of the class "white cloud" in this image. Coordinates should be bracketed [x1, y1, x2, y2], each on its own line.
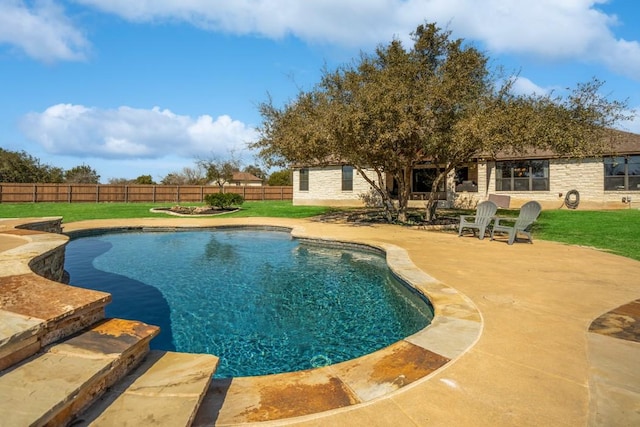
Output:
[509, 76, 550, 97]
[4, 1, 640, 79]
[20, 104, 258, 160]
[0, 0, 89, 62]
[428, 0, 640, 80]
[72, 0, 639, 78]
[73, 0, 405, 47]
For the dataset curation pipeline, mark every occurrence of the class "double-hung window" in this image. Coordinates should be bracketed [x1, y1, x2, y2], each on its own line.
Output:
[341, 165, 353, 191]
[604, 156, 640, 191]
[495, 160, 549, 191]
[299, 168, 309, 191]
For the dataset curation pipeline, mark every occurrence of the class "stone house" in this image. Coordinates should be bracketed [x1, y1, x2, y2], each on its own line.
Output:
[292, 130, 640, 210]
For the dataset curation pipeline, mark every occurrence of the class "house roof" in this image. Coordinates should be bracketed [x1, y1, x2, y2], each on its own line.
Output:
[492, 129, 640, 160]
[290, 129, 640, 167]
[231, 172, 262, 182]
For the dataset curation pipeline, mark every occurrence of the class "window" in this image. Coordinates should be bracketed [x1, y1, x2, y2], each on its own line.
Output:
[341, 165, 353, 191]
[495, 160, 549, 191]
[412, 166, 445, 193]
[604, 155, 640, 191]
[299, 168, 309, 191]
[455, 165, 478, 192]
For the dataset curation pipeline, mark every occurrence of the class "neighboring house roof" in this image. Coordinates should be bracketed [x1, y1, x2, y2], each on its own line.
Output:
[231, 172, 262, 182]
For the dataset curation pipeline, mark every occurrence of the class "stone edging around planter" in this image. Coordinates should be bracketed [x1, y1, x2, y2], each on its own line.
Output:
[149, 207, 240, 217]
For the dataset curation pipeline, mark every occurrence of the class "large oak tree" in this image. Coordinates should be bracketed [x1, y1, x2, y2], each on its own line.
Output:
[253, 23, 630, 222]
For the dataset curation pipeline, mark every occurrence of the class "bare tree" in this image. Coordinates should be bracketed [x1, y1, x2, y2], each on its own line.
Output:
[64, 164, 100, 184]
[197, 156, 240, 189]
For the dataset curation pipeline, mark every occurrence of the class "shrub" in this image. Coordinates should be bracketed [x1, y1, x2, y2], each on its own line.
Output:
[358, 188, 383, 208]
[204, 193, 244, 209]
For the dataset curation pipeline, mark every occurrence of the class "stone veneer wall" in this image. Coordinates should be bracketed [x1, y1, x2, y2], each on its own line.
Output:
[17, 217, 62, 234]
[483, 159, 637, 209]
[293, 166, 376, 206]
[293, 159, 639, 209]
[21, 218, 68, 282]
[452, 158, 638, 209]
[29, 247, 67, 283]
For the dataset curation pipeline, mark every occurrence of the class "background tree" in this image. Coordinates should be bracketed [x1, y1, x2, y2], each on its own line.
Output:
[64, 164, 100, 183]
[253, 22, 629, 223]
[134, 174, 156, 185]
[160, 173, 186, 185]
[107, 177, 131, 185]
[160, 165, 207, 185]
[267, 169, 292, 186]
[198, 156, 240, 189]
[242, 164, 266, 181]
[0, 148, 64, 183]
[181, 165, 207, 184]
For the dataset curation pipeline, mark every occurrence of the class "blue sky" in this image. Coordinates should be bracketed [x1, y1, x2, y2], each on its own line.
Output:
[1, 0, 639, 183]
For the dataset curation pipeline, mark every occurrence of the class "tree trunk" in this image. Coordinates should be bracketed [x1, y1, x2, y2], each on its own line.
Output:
[396, 166, 413, 223]
[424, 171, 447, 223]
[353, 166, 396, 223]
[424, 196, 438, 222]
[374, 169, 395, 223]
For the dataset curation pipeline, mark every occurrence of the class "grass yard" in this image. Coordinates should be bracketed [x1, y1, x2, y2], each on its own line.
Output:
[1, 201, 639, 261]
[0, 201, 333, 223]
[535, 208, 640, 261]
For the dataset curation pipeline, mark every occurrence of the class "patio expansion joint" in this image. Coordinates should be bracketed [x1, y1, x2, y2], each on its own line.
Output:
[473, 347, 590, 389]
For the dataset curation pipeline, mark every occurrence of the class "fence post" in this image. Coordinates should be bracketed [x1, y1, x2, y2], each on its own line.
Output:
[153, 186, 156, 203]
[200, 186, 204, 202]
[33, 184, 37, 203]
[176, 186, 180, 203]
[262, 186, 265, 201]
[68, 185, 72, 203]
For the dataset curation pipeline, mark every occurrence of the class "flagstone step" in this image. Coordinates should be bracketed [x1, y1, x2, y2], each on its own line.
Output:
[0, 272, 111, 371]
[0, 318, 159, 427]
[75, 350, 219, 426]
[1, 216, 112, 371]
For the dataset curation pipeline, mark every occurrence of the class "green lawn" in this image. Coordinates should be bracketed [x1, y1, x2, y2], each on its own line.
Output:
[0, 201, 333, 223]
[534, 209, 640, 261]
[1, 201, 639, 261]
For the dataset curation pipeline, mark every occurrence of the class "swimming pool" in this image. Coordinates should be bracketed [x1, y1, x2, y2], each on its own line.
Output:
[64, 227, 433, 378]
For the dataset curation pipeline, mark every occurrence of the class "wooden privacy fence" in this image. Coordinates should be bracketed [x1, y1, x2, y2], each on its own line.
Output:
[0, 183, 293, 203]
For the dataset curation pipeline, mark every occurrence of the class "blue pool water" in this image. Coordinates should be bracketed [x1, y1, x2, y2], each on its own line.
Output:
[64, 228, 433, 378]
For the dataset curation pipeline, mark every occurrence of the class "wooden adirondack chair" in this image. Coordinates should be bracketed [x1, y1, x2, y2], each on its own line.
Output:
[458, 200, 498, 240]
[491, 201, 542, 245]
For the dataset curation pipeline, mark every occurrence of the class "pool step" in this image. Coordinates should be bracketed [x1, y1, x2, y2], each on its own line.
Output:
[76, 350, 219, 426]
[0, 318, 159, 427]
[0, 272, 111, 371]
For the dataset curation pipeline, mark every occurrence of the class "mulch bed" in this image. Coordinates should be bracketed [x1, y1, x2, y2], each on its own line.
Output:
[312, 208, 461, 229]
[152, 205, 461, 229]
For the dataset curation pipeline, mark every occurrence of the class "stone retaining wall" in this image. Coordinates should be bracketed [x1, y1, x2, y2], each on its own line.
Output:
[19, 218, 67, 282]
